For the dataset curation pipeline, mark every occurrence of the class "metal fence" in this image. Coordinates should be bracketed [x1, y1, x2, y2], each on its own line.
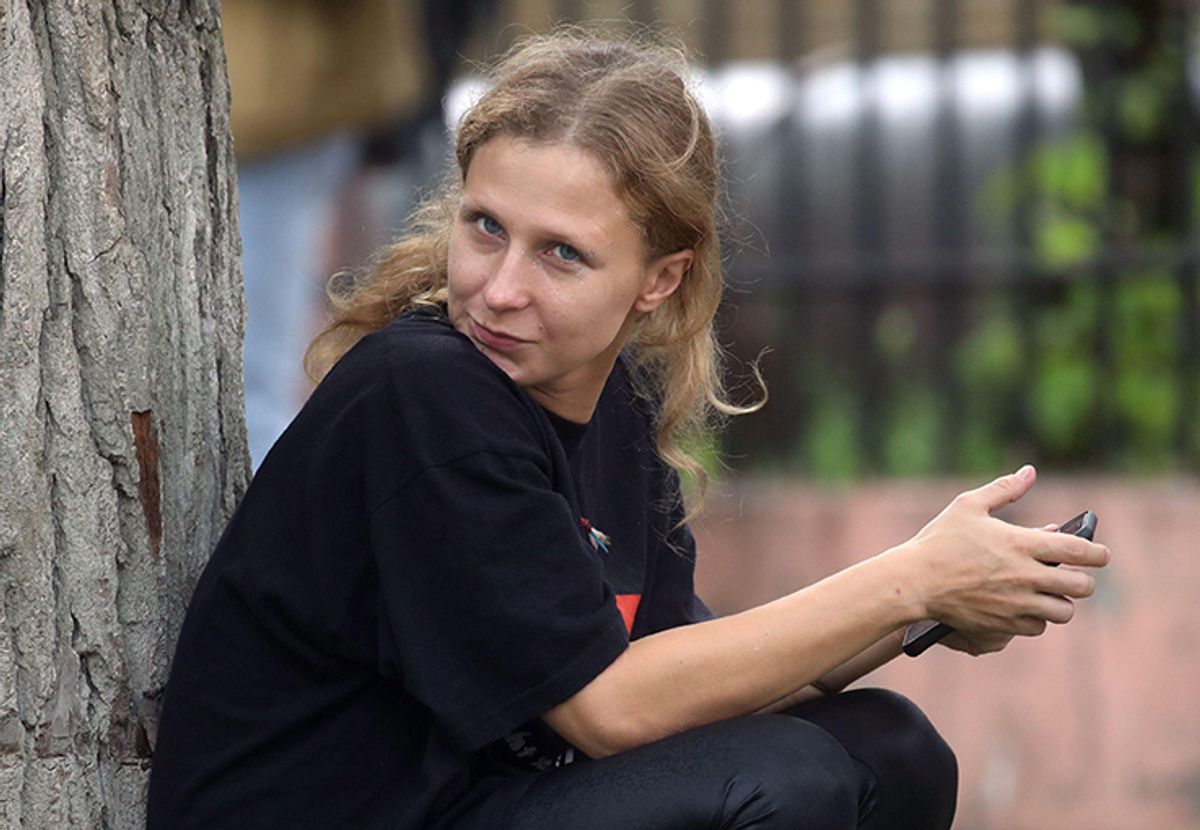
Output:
[471, 0, 1200, 476]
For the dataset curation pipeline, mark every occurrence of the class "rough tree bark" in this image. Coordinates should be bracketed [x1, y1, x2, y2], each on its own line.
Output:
[0, 1, 247, 826]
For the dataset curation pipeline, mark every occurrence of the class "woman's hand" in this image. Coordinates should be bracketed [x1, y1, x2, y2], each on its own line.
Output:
[899, 465, 1110, 642]
[936, 521, 1063, 656]
[938, 629, 1015, 656]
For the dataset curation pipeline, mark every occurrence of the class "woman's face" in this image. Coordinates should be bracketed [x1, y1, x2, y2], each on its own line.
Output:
[446, 136, 690, 421]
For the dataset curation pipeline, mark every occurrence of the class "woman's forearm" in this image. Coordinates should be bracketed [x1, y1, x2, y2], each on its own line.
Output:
[545, 547, 925, 757]
[817, 624, 907, 692]
[754, 626, 908, 714]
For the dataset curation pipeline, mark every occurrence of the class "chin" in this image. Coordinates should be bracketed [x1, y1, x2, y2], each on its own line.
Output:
[476, 347, 526, 384]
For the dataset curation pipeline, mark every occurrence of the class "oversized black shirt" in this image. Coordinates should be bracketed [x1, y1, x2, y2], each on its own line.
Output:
[147, 310, 712, 829]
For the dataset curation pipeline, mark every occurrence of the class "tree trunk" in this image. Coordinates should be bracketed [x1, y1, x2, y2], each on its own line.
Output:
[0, 1, 247, 826]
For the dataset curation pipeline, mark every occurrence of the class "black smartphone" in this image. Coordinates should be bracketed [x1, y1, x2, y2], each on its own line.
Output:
[901, 510, 1098, 657]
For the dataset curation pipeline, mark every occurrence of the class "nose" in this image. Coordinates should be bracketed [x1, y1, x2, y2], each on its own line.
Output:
[481, 246, 534, 312]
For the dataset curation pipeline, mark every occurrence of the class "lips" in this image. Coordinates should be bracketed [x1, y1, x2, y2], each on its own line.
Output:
[470, 318, 529, 352]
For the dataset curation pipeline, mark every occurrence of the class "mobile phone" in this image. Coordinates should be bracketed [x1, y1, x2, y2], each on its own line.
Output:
[901, 510, 1098, 657]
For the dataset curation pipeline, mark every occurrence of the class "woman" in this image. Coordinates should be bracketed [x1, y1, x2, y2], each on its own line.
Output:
[147, 29, 1110, 829]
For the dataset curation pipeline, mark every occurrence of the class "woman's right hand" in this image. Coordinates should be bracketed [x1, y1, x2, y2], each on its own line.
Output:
[898, 465, 1110, 640]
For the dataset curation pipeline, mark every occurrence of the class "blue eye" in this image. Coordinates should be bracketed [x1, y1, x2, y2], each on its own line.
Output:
[552, 243, 581, 263]
[475, 214, 502, 235]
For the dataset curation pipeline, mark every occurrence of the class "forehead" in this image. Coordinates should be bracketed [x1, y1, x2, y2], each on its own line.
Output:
[462, 137, 642, 249]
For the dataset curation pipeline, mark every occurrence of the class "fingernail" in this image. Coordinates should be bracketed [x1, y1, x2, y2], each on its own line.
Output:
[1017, 464, 1034, 481]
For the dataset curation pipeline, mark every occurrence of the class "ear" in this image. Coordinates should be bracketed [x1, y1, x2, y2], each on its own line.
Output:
[634, 249, 692, 314]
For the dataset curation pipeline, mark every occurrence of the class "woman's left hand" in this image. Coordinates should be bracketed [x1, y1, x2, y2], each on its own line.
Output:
[939, 628, 1015, 656]
[936, 521, 1062, 657]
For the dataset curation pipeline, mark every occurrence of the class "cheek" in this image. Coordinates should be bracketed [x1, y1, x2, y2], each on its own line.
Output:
[445, 236, 478, 300]
[542, 290, 627, 352]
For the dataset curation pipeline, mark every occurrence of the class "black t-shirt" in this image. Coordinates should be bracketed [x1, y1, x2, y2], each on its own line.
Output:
[147, 310, 712, 829]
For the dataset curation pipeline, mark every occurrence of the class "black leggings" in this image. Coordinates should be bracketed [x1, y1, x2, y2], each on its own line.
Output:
[501, 688, 956, 830]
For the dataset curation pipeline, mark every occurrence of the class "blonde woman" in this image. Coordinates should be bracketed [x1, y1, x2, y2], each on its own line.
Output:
[148, 29, 1109, 830]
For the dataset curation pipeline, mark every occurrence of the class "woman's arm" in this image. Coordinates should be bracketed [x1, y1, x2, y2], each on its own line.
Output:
[755, 553, 1055, 714]
[754, 626, 908, 713]
[544, 467, 1109, 759]
[756, 613, 1029, 712]
[545, 550, 920, 757]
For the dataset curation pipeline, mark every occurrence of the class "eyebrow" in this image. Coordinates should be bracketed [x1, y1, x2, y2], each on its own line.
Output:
[460, 197, 601, 264]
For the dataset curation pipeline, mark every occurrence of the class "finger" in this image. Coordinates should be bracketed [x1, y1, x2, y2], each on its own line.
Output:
[1032, 535, 1111, 568]
[960, 465, 1037, 513]
[973, 632, 1015, 655]
[1013, 616, 1048, 637]
[1030, 594, 1076, 624]
[1037, 568, 1096, 600]
[1040, 523, 1060, 532]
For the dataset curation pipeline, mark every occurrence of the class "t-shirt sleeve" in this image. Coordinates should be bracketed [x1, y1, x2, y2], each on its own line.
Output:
[634, 519, 716, 638]
[632, 472, 717, 639]
[368, 448, 630, 753]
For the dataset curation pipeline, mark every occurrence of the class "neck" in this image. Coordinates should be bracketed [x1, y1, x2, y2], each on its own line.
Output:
[527, 379, 603, 424]
[529, 314, 638, 423]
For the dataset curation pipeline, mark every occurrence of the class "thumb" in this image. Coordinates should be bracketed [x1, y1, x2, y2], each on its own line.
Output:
[967, 464, 1037, 513]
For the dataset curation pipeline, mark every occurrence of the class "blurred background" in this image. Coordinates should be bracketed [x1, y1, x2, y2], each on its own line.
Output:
[224, 1, 1200, 828]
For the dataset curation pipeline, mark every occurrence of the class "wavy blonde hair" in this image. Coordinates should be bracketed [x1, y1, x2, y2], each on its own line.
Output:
[305, 26, 762, 511]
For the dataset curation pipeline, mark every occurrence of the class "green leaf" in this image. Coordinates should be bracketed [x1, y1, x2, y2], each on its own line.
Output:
[875, 305, 918, 365]
[883, 389, 939, 476]
[1052, 6, 1105, 47]
[955, 313, 1022, 392]
[1113, 275, 1182, 366]
[805, 393, 862, 480]
[1030, 354, 1097, 454]
[1031, 134, 1106, 210]
[1115, 369, 1178, 444]
[1118, 75, 1166, 141]
[1035, 216, 1100, 270]
[956, 419, 1007, 475]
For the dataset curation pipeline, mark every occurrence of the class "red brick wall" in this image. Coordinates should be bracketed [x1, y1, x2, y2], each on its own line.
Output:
[692, 476, 1200, 830]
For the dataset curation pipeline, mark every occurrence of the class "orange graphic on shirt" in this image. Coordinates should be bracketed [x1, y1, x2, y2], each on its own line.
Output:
[615, 594, 641, 634]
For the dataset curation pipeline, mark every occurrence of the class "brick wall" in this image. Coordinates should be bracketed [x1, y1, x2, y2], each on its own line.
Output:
[692, 476, 1200, 830]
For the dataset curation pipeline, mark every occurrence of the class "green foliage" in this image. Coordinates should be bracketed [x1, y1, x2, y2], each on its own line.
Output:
[725, 4, 1198, 480]
[1194, 375, 1200, 459]
[677, 432, 726, 501]
[953, 307, 1023, 472]
[803, 388, 863, 481]
[1115, 369, 1177, 470]
[1195, 150, 1200, 218]
[1113, 274, 1181, 365]
[1118, 73, 1166, 141]
[1026, 283, 1098, 456]
[737, 270, 1196, 478]
[882, 387, 939, 476]
[875, 306, 941, 473]
[1111, 275, 1183, 470]
[955, 309, 1023, 392]
[1116, 45, 1184, 141]
[1053, 5, 1141, 50]
[1028, 136, 1107, 268]
[874, 305, 918, 366]
[956, 418, 1009, 474]
[1030, 134, 1107, 210]
[1036, 215, 1101, 269]
[1030, 348, 1097, 456]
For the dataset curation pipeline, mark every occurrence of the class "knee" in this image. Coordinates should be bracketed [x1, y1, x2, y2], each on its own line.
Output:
[845, 689, 958, 828]
[717, 715, 860, 829]
[848, 689, 957, 780]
